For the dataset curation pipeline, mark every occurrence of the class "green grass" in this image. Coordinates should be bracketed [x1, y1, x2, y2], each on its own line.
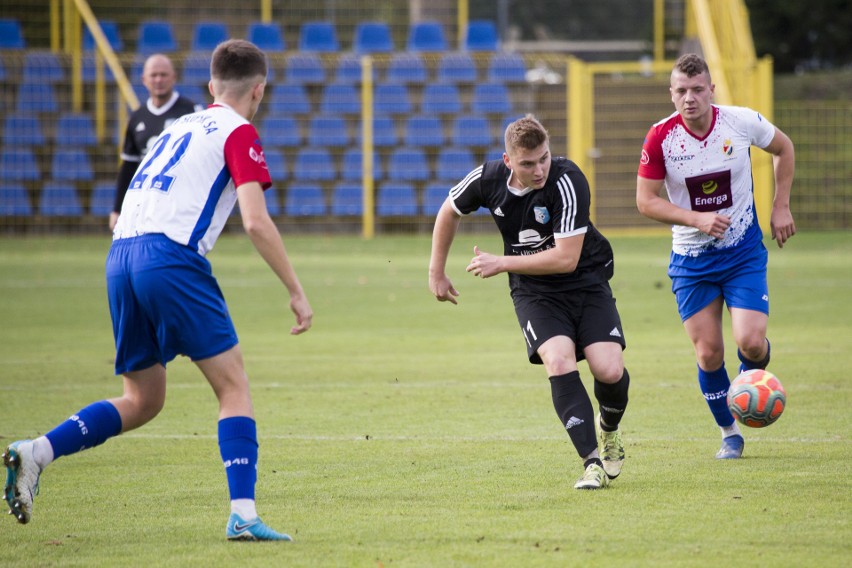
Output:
[0, 231, 849, 567]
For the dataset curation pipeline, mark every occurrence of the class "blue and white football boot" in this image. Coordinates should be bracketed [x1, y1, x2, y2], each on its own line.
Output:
[3, 440, 41, 524]
[226, 513, 293, 541]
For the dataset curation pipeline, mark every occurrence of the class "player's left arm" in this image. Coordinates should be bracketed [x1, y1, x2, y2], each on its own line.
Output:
[238, 182, 313, 335]
[763, 127, 796, 248]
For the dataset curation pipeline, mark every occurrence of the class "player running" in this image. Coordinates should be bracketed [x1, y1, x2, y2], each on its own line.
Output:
[4, 39, 312, 540]
[429, 115, 631, 489]
[636, 53, 796, 459]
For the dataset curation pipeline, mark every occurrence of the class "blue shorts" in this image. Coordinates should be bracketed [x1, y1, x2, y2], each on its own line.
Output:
[106, 234, 238, 375]
[669, 239, 769, 322]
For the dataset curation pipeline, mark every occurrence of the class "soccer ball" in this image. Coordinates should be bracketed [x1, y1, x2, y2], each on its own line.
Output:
[727, 369, 786, 428]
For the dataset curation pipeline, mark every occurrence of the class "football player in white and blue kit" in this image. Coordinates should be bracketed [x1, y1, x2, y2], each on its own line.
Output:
[3, 40, 312, 541]
[636, 53, 796, 459]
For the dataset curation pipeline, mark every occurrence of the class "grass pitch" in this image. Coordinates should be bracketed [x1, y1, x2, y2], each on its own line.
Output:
[0, 231, 849, 567]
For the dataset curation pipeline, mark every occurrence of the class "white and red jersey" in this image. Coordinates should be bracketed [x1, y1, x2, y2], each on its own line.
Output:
[638, 105, 776, 257]
[113, 103, 271, 256]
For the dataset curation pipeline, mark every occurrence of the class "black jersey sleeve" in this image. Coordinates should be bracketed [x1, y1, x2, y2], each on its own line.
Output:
[550, 161, 592, 237]
[448, 164, 486, 215]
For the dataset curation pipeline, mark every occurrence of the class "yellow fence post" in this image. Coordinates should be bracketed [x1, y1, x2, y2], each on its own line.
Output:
[752, 56, 775, 235]
[567, 56, 596, 223]
[361, 55, 375, 240]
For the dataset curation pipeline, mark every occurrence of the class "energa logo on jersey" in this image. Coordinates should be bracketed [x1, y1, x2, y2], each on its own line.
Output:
[533, 206, 550, 224]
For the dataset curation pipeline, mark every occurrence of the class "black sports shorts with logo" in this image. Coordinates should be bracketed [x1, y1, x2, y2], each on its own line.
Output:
[511, 282, 626, 364]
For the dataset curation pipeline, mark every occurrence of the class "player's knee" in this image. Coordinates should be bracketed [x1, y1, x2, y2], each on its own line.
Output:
[738, 336, 767, 361]
[591, 361, 624, 384]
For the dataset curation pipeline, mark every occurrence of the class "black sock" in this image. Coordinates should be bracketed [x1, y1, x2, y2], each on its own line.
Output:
[594, 369, 630, 432]
[549, 371, 597, 458]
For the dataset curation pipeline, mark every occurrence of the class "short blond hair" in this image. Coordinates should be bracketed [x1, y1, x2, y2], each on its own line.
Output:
[504, 114, 549, 155]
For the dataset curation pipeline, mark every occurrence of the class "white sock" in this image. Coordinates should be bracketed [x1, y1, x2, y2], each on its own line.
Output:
[231, 499, 257, 520]
[32, 436, 55, 470]
[720, 423, 742, 439]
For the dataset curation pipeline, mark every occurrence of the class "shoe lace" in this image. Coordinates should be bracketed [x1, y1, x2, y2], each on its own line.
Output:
[601, 430, 623, 459]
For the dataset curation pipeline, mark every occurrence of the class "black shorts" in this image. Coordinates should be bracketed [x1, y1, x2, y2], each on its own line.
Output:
[512, 283, 626, 365]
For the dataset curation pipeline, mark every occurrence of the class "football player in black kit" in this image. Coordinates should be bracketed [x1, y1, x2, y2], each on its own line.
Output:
[109, 54, 203, 229]
[429, 115, 630, 489]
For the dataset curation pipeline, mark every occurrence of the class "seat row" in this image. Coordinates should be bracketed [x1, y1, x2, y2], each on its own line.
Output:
[0, 180, 471, 218]
[0, 143, 501, 186]
[0, 17, 501, 55]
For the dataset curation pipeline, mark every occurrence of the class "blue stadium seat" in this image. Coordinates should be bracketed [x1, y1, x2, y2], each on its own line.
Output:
[292, 148, 336, 181]
[264, 149, 287, 181]
[464, 20, 498, 51]
[39, 181, 83, 216]
[421, 83, 462, 115]
[407, 21, 447, 52]
[437, 53, 478, 83]
[81, 54, 116, 82]
[285, 183, 327, 216]
[374, 83, 413, 115]
[191, 22, 228, 52]
[372, 115, 398, 148]
[333, 53, 364, 84]
[422, 182, 450, 215]
[56, 112, 97, 147]
[0, 183, 33, 216]
[22, 51, 65, 84]
[320, 83, 361, 115]
[263, 187, 283, 215]
[308, 114, 350, 148]
[137, 21, 178, 54]
[377, 182, 418, 216]
[3, 113, 45, 146]
[331, 182, 363, 216]
[260, 115, 302, 148]
[0, 19, 25, 49]
[83, 20, 123, 51]
[266, 84, 311, 115]
[472, 83, 512, 114]
[247, 22, 285, 52]
[89, 182, 115, 216]
[451, 114, 493, 147]
[15, 82, 58, 113]
[182, 52, 212, 85]
[487, 52, 527, 83]
[51, 148, 94, 182]
[438, 147, 477, 181]
[341, 148, 383, 181]
[485, 146, 506, 161]
[353, 22, 393, 54]
[299, 21, 339, 52]
[404, 114, 444, 147]
[285, 53, 325, 84]
[0, 147, 40, 181]
[387, 53, 428, 84]
[387, 148, 430, 182]
[0, 57, 5, 81]
[176, 83, 208, 105]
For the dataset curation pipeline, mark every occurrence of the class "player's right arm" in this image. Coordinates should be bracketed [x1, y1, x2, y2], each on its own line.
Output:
[428, 198, 462, 305]
[636, 176, 731, 239]
[237, 181, 313, 334]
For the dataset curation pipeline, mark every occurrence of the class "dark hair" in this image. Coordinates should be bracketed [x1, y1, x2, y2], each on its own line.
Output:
[673, 53, 711, 80]
[210, 39, 267, 82]
[504, 114, 549, 153]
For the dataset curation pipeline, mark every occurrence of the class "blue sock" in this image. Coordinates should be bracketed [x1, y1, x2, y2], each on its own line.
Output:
[218, 416, 258, 501]
[697, 364, 735, 427]
[738, 339, 771, 373]
[44, 400, 123, 459]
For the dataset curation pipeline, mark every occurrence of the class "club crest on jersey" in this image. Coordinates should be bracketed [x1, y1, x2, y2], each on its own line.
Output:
[533, 206, 550, 224]
[723, 139, 734, 156]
